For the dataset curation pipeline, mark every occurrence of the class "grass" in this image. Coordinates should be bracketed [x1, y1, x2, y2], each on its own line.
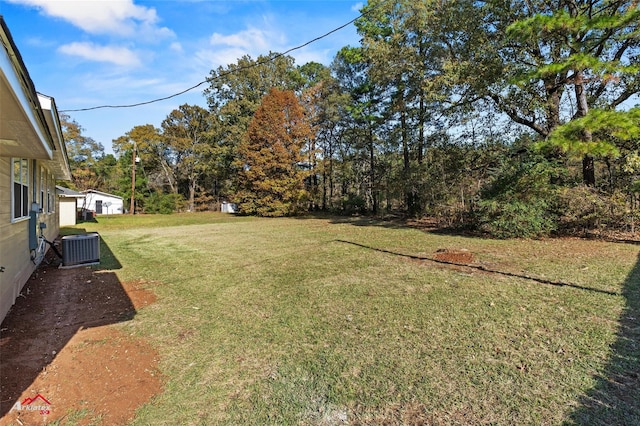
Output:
[49, 407, 104, 426]
[69, 212, 639, 425]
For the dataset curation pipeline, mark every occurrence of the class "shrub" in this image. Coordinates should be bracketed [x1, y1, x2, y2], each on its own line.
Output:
[234, 190, 308, 217]
[342, 194, 366, 215]
[556, 186, 627, 233]
[143, 192, 186, 214]
[477, 198, 557, 239]
[473, 145, 561, 238]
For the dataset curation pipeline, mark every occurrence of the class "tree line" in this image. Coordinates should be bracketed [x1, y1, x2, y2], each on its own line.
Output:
[60, 0, 640, 238]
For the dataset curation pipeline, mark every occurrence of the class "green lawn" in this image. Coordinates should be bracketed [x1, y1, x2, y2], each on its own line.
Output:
[70, 213, 639, 425]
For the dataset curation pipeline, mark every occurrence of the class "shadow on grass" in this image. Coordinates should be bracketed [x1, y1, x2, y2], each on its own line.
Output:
[299, 213, 487, 238]
[336, 239, 620, 297]
[338, 235, 638, 422]
[327, 215, 409, 230]
[567, 252, 640, 425]
[294, 213, 414, 230]
[0, 230, 129, 418]
[310, 213, 640, 245]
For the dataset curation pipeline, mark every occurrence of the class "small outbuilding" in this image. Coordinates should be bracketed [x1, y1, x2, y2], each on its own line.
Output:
[56, 186, 84, 226]
[221, 202, 237, 213]
[81, 190, 124, 215]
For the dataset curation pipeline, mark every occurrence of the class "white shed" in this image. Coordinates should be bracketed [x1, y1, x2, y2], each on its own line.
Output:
[221, 202, 237, 213]
[56, 186, 84, 226]
[81, 190, 124, 215]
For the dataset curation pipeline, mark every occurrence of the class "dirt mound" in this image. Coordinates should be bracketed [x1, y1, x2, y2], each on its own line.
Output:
[432, 248, 475, 264]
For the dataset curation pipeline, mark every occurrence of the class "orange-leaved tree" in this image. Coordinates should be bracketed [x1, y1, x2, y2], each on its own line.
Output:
[234, 88, 313, 216]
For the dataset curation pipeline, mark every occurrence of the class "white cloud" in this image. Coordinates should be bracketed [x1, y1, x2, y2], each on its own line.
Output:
[352, 2, 364, 13]
[7, 0, 174, 39]
[197, 21, 291, 69]
[193, 15, 354, 71]
[169, 42, 183, 53]
[58, 42, 141, 67]
[209, 27, 273, 52]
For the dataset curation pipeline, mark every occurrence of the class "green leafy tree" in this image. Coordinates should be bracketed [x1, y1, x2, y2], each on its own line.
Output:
[112, 124, 176, 194]
[356, 0, 445, 215]
[113, 124, 174, 214]
[333, 46, 387, 214]
[234, 89, 312, 216]
[311, 75, 351, 211]
[95, 154, 118, 194]
[143, 192, 186, 214]
[161, 104, 212, 212]
[476, 139, 563, 238]
[298, 62, 335, 210]
[60, 114, 105, 191]
[112, 148, 148, 213]
[204, 54, 304, 195]
[445, 0, 640, 186]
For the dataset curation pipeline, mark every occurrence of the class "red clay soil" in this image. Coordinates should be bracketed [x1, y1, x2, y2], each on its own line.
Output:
[0, 253, 161, 426]
[432, 248, 475, 264]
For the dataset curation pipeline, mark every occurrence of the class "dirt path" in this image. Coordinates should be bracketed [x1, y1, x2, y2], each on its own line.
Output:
[0, 253, 162, 425]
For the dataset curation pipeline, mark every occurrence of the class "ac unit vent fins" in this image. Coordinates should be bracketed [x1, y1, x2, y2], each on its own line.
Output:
[62, 233, 100, 267]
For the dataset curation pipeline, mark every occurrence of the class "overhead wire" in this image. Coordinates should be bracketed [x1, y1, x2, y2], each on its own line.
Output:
[60, 1, 387, 113]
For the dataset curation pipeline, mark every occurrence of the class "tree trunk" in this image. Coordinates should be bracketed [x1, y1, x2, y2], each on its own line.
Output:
[544, 75, 562, 135]
[574, 70, 595, 186]
[369, 125, 378, 214]
[632, 193, 637, 234]
[321, 161, 327, 211]
[189, 169, 197, 212]
[418, 96, 425, 165]
[328, 130, 336, 210]
[189, 184, 196, 212]
[329, 146, 334, 210]
[401, 108, 414, 214]
[159, 158, 177, 193]
[417, 30, 426, 165]
[582, 155, 595, 186]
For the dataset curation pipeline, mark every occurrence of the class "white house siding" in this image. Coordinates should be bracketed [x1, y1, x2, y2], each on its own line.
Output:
[1, 18, 71, 323]
[0, 158, 60, 323]
[81, 191, 124, 215]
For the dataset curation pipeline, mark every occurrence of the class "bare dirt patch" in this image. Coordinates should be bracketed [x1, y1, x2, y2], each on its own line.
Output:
[1, 253, 162, 425]
[432, 248, 475, 264]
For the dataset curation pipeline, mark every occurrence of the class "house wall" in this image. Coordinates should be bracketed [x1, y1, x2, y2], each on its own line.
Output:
[82, 192, 124, 215]
[0, 157, 60, 323]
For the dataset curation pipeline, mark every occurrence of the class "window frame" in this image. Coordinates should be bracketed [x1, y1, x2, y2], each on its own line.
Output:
[40, 166, 45, 213]
[47, 170, 55, 213]
[11, 158, 30, 221]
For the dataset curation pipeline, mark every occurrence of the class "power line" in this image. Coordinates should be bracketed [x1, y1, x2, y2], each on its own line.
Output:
[60, 3, 385, 113]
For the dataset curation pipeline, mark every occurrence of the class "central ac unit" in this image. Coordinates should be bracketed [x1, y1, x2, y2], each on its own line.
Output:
[62, 233, 100, 267]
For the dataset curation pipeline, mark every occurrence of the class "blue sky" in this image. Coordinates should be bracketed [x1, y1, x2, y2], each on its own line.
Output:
[0, 0, 364, 155]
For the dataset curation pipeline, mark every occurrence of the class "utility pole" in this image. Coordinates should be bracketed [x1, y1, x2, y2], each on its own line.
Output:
[130, 141, 136, 215]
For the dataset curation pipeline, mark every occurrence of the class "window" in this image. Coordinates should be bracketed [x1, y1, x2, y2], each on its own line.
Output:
[40, 166, 45, 212]
[47, 171, 54, 213]
[12, 158, 29, 220]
